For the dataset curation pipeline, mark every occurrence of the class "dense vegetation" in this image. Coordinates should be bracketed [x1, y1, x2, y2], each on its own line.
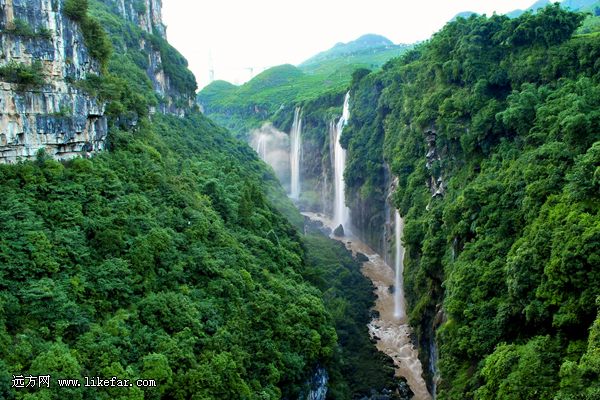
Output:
[79, 0, 197, 115]
[343, 4, 600, 398]
[0, 61, 45, 87]
[0, 112, 341, 399]
[0, 1, 410, 399]
[1, 18, 52, 39]
[340, 68, 387, 249]
[7, 0, 600, 398]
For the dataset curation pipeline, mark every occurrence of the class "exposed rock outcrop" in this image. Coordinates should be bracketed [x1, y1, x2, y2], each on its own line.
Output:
[111, 0, 166, 38]
[425, 128, 446, 197]
[97, 0, 194, 115]
[0, 0, 107, 163]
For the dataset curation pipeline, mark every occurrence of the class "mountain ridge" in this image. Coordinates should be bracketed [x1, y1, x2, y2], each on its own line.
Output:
[300, 33, 400, 68]
[197, 33, 411, 137]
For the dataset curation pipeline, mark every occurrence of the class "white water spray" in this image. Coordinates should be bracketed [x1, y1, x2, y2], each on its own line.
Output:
[255, 133, 268, 160]
[394, 210, 406, 320]
[290, 107, 302, 200]
[331, 93, 351, 229]
[250, 124, 292, 192]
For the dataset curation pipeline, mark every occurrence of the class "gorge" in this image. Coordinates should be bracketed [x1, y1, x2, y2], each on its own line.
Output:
[200, 3, 600, 398]
[1, 0, 599, 399]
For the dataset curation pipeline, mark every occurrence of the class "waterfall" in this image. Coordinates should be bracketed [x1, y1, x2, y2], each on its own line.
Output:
[290, 107, 302, 200]
[250, 123, 293, 193]
[394, 210, 406, 320]
[303, 211, 432, 400]
[331, 92, 351, 230]
[383, 166, 393, 265]
[383, 203, 391, 265]
[255, 132, 267, 160]
[302, 368, 329, 400]
[429, 339, 440, 399]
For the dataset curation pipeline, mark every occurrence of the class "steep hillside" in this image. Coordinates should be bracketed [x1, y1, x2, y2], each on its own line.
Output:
[0, 1, 409, 399]
[197, 5, 600, 397]
[343, 5, 600, 398]
[88, 0, 197, 116]
[0, 0, 199, 164]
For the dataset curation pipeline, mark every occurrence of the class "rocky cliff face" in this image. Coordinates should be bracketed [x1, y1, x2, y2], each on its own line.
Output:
[425, 128, 446, 198]
[0, 0, 107, 163]
[112, 0, 166, 38]
[97, 0, 196, 116]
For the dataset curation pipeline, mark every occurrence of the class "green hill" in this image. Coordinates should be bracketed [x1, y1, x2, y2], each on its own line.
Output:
[506, 0, 552, 17]
[198, 34, 410, 137]
[562, 0, 600, 9]
[454, 0, 600, 34]
[506, 0, 600, 23]
[299, 34, 409, 76]
[301, 34, 395, 65]
[198, 64, 348, 138]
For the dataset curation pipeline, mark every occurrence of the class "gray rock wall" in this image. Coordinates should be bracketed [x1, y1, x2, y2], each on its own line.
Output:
[100, 0, 194, 116]
[0, 0, 107, 163]
[111, 0, 166, 38]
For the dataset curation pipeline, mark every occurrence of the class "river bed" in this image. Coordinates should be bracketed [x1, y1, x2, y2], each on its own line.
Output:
[303, 212, 432, 400]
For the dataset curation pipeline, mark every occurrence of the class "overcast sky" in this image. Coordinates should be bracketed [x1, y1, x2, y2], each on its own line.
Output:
[162, 0, 539, 90]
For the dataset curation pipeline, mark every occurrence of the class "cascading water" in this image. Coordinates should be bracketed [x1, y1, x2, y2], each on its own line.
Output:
[394, 210, 406, 320]
[383, 202, 392, 266]
[303, 93, 431, 399]
[290, 107, 302, 200]
[331, 92, 351, 230]
[250, 124, 293, 193]
[255, 133, 267, 160]
[302, 368, 329, 400]
[429, 339, 440, 399]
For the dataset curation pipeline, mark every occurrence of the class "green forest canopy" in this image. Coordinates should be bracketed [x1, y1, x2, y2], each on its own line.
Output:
[343, 4, 599, 399]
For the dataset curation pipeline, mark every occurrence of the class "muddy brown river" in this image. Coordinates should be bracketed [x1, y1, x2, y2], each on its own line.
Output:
[303, 212, 432, 400]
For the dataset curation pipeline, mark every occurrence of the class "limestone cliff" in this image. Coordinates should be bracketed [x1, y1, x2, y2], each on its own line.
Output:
[95, 0, 197, 115]
[0, 0, 107, 163]
[111, 0, 166, 38]
[0, 0, 197, 163]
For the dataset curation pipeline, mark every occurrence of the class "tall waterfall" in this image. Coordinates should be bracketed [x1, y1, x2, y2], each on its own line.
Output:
[394, 210, 406, 320]
[331, 93, 351, 230]
[290, 107, 302, 200]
